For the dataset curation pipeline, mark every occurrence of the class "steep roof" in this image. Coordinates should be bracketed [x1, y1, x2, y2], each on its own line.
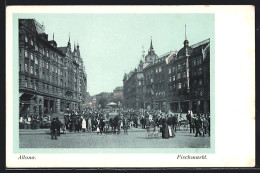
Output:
[58, 47, 67, 55]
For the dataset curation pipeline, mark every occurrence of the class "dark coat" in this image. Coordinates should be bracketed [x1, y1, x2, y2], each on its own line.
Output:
[194, 118, 202, 129]
[50, 119, 58, 130]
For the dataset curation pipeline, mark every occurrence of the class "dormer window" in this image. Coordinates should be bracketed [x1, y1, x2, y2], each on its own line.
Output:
[25, 35, 28, 42]
[30, 53, 33, 60]
[35, 44, 38, 51]
[25, 50, 28, 58]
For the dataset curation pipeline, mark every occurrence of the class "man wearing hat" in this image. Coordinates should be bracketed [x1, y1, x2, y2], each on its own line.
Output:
[194, 115, 202, 137]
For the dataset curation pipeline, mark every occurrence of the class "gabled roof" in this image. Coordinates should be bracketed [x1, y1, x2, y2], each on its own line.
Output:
[58, 47, 67, 55]
[190, 38, 210, 49]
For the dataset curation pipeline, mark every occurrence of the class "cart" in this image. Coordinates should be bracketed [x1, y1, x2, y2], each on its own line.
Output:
[145, 126, 160, 139]
[176, 120, 188, 130]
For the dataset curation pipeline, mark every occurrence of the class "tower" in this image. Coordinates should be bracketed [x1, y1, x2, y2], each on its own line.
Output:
[67, 33, 71, 51]
[184, 25, 190, 94]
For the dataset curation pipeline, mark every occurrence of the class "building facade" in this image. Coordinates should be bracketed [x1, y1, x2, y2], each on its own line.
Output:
[123, 67, 144, 109]
[19, 19, 87, 117]
[123, 37, 210, 114]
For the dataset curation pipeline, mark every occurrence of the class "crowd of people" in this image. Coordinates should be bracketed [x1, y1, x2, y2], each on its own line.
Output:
[19, 106, 210, 139]
[58, 107, 210, 139]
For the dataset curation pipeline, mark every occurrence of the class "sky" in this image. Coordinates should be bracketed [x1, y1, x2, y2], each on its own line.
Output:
[21, 13, 214, 95]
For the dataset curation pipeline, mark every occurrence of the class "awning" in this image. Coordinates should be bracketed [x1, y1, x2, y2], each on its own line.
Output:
[107, 102, 117, 106]
[19, 93, 34, 101]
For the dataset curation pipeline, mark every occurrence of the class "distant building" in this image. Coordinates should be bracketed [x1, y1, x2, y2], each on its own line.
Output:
[19, 19, 87, 117]
[113, 86, 124, 101]
[123, 67, 144, 109]
[123, 35, 210, 114]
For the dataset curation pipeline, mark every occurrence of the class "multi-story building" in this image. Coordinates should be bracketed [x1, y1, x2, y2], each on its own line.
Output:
[166, 38, 210, 114]
[19, 19, 87, 117]
[143, 50, 177, 112]
[123, 36, 210, 114]
[123, 67, 144, 109]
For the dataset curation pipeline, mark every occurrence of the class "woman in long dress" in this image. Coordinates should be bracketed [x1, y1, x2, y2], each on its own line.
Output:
[162, 118, 170, 139]
[82, 118, 86, 132]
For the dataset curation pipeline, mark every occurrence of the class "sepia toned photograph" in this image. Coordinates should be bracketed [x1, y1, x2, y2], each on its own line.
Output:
[6, 5, 255, 168]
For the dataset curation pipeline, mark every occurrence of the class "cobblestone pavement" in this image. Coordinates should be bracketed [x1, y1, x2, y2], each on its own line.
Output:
[19, 128, 210, 148]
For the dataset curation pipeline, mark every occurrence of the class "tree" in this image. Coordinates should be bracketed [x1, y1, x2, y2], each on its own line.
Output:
[98, 97, 108, 109]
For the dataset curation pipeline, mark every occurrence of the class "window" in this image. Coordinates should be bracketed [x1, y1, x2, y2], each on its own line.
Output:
[25, 50, 28, 58]
[139, 81, 142, 85]
[199, 79, 203, 85]
[46, 62, 49, 69]
[172, 67, 175, 72]
[61, 70, 63, 76]
[42, 61, 45, 68]
[30, 80, 33, 88]
[198, 68, 203, 75]
[25, 35, 28, 42]
[60, 79, 63, 86]
[46, 50, 49, 57]
[178, 64, 181, 69]
[178, 73, 181, 79]
[193, 60, 196, 67]
[159, 67, 162, 72]
[197, 58, 201, 65]
[151, 78, 153, 83]
[35, 57, 38, 65]
[56, 67, 58, 73]
[168, 68, 171, 74]
[34, 82, 37, 90]
[25, 64, 28, 72]
[47, 85, 49, 92]
[173, 76, 175, 81]
[183, 72, 186, 78]
[30, 66, 33, 74]
[30, 53, 33, 60]
[173, 84, 176, 89]
[169, 76, 172, 82]
[42, 48, 45, 55]
[183, 82, 186, 89]
[178, 83, 181, 89]
[25, 78, 28, 87]
[35, 44, 38, 51]
[30, 38, 33, 46]
[35, 69, 38, 76]
[155, 68, 158, 73]
[200, 91, 203, 96]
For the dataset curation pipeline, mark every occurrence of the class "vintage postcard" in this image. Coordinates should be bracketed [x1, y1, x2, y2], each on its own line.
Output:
[6, 5, 255, 167]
